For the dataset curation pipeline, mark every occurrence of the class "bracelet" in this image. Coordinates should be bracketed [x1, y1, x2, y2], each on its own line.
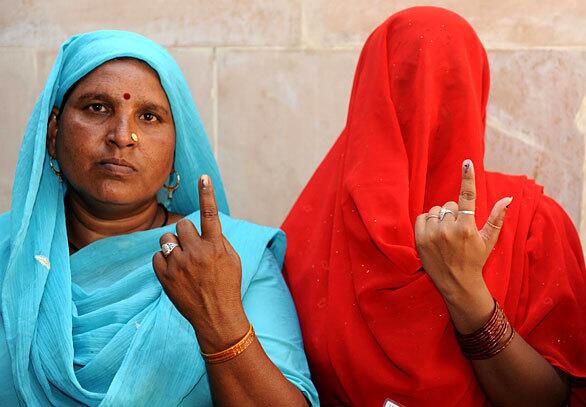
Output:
[200, 323, 256, 364]
[455, 299, 515, 360]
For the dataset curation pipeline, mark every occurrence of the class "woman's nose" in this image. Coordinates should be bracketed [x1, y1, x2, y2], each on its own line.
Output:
[107, 116, 137, 148]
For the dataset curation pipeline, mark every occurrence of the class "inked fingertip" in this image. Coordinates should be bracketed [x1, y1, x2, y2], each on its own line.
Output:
[505, 196, 513, 208]
[462, 159, 473, 174]
[200, 174, 211, 190]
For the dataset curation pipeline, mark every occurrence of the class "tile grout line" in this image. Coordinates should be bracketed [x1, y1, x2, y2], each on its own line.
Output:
[300, 0, 308, 49]
[571, 88, 586, 245]
[212, 47, 219, 161]
[576, 90, 586, 247]
[582, 132, 586, 244]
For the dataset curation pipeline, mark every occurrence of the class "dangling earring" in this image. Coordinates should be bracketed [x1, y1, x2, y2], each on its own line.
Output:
[49, 156, 63, 182]
[163, 169, 181, 199]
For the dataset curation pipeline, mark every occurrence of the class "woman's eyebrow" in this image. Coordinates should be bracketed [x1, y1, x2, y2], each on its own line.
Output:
[76, 92, 114, 103]
[140, 102, 170, 116]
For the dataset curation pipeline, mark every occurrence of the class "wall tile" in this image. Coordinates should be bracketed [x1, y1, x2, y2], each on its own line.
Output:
[303, 1, 586, 47]
[217, 49, 359, 227]
[0, 48, 38, 212]
[485, 49, 586, 227]
[168, 48, 215, 148]
[0, 0, 301, 47]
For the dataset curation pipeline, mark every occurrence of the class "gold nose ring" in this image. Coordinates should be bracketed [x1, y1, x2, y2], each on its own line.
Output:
[131, 133, 139, 142]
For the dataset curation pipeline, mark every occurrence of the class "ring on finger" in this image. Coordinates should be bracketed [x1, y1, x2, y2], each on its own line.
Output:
[426, 214, 440, 221]
[161, 242, 180, 258]
[459, 210, 475, 216]
[439, 207, 455, 221]
[486, 220, 502, 230]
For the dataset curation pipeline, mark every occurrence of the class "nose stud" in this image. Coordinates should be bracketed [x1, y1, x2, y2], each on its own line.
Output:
[131, 133, 139, 142]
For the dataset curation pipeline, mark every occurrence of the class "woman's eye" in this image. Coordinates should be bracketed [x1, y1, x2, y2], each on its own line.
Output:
[141, 112, 158, 122]
[88, 103, 107, 113]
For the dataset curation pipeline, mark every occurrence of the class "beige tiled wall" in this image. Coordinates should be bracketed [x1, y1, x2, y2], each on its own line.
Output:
[1, 1, 586, 244]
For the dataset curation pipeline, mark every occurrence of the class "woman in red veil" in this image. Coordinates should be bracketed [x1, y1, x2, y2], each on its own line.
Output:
[282, 6, 586, 406]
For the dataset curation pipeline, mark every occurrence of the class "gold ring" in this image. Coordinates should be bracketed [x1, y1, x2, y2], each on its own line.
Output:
[486, 220, 502, 230]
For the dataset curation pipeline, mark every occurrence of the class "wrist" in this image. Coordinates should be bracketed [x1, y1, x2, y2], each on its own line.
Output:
[443, 284, 495, 334]
[191, 305, 250, 354]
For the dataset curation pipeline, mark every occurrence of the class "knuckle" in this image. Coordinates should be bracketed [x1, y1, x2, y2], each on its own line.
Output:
[428, 229, 439, 242]
[210, 242, 224, 257]
[159, 233, 175, 244]
[200, 206, 218, 219]
[168, 251, 186, 267]
[231, 253, 242, 269]
[176, 219, 192, 233]
[186, 249, 204, 265]
[439, 226, 450, 240]
[459, 191, 476, 201]
[459, 225, 475, 239]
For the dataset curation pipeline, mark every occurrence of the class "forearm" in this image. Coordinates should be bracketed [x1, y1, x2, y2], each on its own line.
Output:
[206, 339, 308, 406]
[471, 334, 569, 407]
[194, 309, 308, 407]
[446, 289, 569, 406]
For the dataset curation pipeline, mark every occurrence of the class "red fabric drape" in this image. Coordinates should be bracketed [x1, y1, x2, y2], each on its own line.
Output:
[282, 7, 586, 406]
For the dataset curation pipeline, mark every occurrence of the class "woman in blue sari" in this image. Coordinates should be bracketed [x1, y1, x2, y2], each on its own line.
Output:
[0, 30, 318, 406]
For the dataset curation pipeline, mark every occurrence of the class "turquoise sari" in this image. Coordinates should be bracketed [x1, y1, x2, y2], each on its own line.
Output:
[0, 30, 318, 406]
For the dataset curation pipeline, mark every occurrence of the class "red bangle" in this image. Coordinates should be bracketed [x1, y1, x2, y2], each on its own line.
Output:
[455, 299, 515, 360]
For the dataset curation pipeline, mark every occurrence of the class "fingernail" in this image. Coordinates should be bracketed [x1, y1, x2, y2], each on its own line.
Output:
[505, 196, 513, 208]
[201, 175, 209, 189]
[463, 159, 472, 173]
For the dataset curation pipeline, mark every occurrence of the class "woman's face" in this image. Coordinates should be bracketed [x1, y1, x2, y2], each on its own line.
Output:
[47, 58, 176, 208]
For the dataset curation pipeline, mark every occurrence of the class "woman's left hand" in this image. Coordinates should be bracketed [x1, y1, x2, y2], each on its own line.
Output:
[414, 159, 513, 333]
[153, 175, 249, 353]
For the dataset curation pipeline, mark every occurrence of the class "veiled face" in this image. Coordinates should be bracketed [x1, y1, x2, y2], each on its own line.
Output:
[47, 58, 176, 207]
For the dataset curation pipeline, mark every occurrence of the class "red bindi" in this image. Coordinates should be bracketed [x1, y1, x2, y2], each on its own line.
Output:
[123, 93, 131, 100]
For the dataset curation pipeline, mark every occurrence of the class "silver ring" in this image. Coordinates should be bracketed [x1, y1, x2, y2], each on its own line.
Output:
[161, 242, 179, 258]
[438, 208, 454, 221]
[459, 210, 475, 216]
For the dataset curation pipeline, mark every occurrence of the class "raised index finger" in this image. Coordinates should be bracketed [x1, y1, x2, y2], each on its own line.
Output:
[458, 159, 476, 213]
[199, 174, 222, 241]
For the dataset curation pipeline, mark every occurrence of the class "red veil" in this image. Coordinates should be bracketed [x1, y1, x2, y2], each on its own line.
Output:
[282, 7, 586, 406]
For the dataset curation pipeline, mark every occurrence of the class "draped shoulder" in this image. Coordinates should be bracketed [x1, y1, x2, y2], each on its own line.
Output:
[521, 195, 586, 378]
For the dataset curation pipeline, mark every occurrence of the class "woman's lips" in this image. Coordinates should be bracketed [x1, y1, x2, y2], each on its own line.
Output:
[98, 158, 137, 176]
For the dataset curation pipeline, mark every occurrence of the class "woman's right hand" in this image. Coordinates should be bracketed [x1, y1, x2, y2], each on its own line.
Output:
[414, 160, 512, 333]
[152, 175, 250, 353]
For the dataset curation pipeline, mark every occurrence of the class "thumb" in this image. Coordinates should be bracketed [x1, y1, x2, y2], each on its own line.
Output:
[479, 196, 513, 250]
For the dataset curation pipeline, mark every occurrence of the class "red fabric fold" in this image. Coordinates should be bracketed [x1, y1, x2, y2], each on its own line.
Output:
[282, 7, 586, 406]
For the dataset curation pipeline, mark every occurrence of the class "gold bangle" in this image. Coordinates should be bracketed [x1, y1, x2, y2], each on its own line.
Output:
[201, 324, 256, 364]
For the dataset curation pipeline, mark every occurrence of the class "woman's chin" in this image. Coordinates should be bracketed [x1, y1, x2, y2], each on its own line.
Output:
[75, 182, 154, 208]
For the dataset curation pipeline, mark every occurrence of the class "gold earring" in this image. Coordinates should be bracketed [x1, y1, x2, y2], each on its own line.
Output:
[131, 132, 139, 142]
[163, 169, 180, 199]
[49, 156, 63, 182]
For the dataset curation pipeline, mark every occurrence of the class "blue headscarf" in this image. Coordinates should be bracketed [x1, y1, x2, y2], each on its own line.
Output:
[0, 30, 295, 405]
